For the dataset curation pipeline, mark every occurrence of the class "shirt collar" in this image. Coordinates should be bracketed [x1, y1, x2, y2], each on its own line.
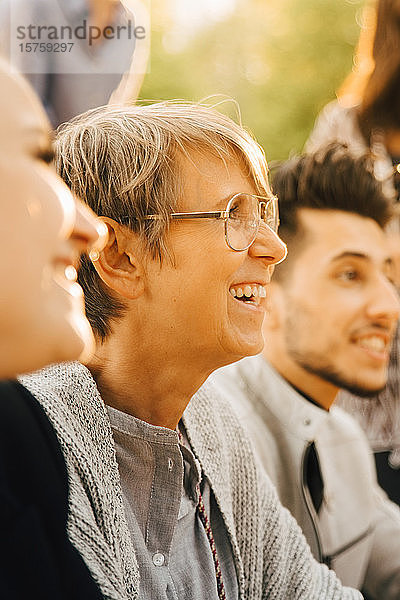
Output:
[236, 355, 331, 439]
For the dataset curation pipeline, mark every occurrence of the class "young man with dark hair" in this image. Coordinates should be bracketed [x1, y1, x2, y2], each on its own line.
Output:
[213, 143, 400, 600]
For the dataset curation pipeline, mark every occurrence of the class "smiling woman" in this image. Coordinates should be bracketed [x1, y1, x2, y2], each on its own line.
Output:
[0, 58, 107, 600]
[0, 60, 107, 379]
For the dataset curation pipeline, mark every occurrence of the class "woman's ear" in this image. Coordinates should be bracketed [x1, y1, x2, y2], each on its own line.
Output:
[91, 217, 145, 299]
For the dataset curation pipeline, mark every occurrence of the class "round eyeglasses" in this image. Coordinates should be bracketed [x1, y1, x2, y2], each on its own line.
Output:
[144, 193, 279, 252]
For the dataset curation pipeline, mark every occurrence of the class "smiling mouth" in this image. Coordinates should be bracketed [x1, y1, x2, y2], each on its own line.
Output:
[229, 284, 266, 305]
[350, 331, 394, 364]
[355, 335, 388, 354]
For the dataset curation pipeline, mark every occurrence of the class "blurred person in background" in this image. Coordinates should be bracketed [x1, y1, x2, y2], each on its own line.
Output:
[0, 0, 149, 127]
[212, 144, 400, 600]
[306, 0, 400, 200]
[0, 58, 107, 599]
[306, 0, 400, 507]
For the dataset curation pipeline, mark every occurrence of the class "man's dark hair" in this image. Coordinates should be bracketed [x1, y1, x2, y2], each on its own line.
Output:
[272, 143, 393, 279]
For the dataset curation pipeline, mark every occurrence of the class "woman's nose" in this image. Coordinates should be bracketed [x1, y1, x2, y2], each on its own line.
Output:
[71, 199, 109, 258]
[249, 222, 287, 265]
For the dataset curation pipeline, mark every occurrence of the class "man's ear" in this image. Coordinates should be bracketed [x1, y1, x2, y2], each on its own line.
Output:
[91, 217, 145, 299]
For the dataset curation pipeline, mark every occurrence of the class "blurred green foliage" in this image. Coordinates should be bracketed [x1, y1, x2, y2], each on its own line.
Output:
[140, 0, 364, 161]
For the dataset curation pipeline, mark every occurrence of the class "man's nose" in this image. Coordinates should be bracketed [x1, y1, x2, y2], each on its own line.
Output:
[368, 275, 400, 324]
[248, 222, 287, 265]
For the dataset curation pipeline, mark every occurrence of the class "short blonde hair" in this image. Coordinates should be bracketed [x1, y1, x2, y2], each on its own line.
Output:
[55, 100, 271, 338]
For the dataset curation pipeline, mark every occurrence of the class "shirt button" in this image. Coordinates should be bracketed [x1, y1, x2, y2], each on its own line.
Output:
[168, 457, 174, 471]
[152, 552, 165, 567]
[304, 418, 311, 426]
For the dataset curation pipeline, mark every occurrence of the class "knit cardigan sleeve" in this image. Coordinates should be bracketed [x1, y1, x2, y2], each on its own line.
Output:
[185, 380, 363, 600]
[19, 363, 140, 600]
[257, 473, 363, 599]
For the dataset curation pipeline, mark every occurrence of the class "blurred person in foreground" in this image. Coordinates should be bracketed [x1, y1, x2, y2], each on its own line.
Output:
[0, 58, 107, 599]
[0, 0, 149, 127]
[19, 104, 362, 599]
[212, 144, 400, 600]
[306, 0, 400, 506]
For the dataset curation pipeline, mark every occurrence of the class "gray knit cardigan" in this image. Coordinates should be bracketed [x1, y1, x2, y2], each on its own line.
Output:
[20, 362, 362, 600]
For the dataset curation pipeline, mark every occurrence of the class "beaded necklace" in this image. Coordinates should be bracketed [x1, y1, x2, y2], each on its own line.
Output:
[177, 428, 226, 600]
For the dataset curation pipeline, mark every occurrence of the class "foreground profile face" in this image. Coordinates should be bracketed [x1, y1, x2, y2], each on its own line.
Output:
[0, 63, 107, 378]
[277, 208, 400, 396]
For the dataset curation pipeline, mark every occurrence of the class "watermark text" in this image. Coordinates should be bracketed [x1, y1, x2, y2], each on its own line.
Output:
[16, 20, 146, 47]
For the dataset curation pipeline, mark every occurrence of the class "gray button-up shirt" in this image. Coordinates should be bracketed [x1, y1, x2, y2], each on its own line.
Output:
[107, 406, 238, 600]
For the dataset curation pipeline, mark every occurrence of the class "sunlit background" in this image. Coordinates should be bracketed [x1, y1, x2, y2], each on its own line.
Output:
[140, 0, 365, 161]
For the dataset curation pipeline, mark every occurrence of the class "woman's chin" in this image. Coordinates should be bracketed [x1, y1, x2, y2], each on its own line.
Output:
[69, 313, 96, 364]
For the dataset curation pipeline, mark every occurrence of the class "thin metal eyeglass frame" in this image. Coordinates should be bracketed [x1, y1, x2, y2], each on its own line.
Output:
[143, 193, 279, 252]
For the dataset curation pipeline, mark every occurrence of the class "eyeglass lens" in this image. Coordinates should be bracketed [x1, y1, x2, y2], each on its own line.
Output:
[226, 194, 277, 251]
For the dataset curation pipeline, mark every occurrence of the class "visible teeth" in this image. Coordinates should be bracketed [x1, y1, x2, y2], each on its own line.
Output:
[358, 336, 385, 352]
[229, 284, 267, 301]
[244, 285, 252, 298]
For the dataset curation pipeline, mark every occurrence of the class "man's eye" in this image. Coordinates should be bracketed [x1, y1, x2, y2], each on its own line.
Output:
[337, 269, 359, 282]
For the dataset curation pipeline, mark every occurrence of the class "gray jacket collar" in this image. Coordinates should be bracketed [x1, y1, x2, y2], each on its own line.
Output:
[235, 355, 331, 440]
